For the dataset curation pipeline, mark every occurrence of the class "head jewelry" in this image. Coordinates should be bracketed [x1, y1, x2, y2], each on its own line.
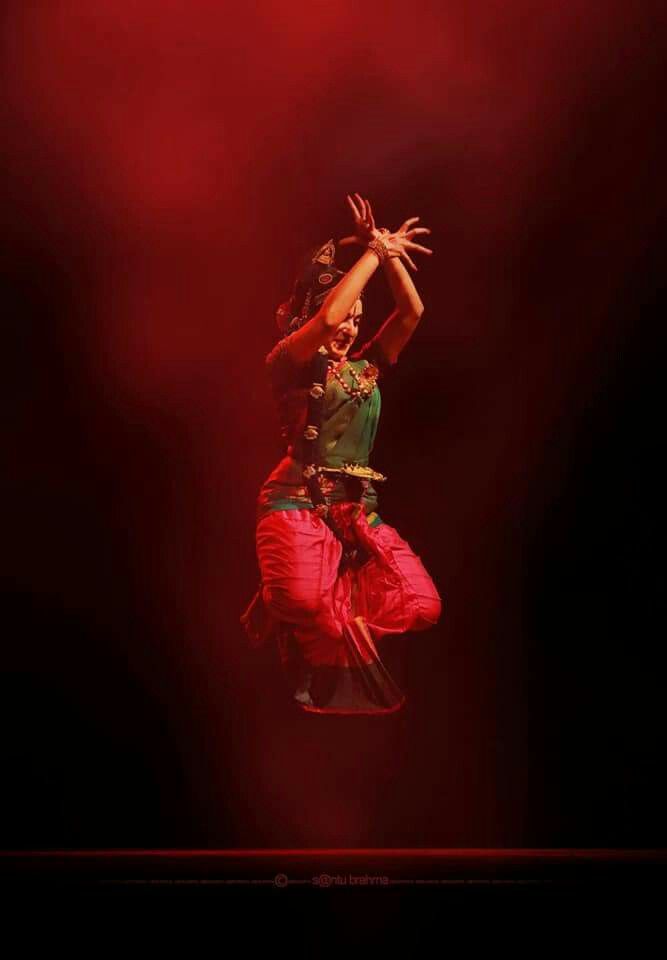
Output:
[276, 238, 359, 335]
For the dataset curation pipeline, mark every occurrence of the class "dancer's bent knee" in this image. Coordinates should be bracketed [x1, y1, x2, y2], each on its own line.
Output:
[261, 581, 325, 624]
[410, 590, 443, 631]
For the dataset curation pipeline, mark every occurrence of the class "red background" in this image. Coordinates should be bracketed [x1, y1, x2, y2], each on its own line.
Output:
[3, 1, 665, 848]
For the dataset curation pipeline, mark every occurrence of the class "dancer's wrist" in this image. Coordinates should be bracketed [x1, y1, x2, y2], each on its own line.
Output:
[367, 236, 390, 265]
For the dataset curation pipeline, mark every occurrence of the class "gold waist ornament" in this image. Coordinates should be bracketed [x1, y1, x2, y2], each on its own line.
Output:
[318, 463, 387, 484]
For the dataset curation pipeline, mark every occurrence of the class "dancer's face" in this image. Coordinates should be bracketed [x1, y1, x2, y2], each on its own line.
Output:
[324, 299, 362, 360]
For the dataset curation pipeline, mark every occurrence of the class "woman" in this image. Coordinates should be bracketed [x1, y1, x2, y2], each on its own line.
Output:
[241, 194, 442, 714]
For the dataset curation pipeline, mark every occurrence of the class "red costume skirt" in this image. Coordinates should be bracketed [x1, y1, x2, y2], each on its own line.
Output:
[241, 504, 442, 715]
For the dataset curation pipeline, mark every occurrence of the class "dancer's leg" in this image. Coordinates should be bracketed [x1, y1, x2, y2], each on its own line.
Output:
[256, 509, 414, 712]
[256, 509, 347, 665]
[354, 521, 442, 635]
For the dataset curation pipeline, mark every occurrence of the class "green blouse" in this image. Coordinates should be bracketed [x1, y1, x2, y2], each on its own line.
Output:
[257, 337, 393, 522]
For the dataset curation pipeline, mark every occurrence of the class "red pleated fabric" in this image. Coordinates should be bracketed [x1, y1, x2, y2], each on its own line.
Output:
[241, 506, 442, 714]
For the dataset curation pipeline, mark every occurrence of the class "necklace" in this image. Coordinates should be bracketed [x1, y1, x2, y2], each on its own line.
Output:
[327, 359, 379, 404]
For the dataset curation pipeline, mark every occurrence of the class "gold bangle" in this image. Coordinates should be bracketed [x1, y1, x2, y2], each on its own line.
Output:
[368, 237, 390, 264]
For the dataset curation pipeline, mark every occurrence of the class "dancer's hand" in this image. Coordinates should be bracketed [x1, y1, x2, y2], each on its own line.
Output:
[339, 192, 384, 246]
[376, 217, 432, 272]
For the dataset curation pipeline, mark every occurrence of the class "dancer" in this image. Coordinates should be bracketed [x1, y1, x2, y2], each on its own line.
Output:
[241, 194, 442, 714]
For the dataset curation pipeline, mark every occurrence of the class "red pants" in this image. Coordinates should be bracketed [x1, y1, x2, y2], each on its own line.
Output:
[255, 507, 442, 669]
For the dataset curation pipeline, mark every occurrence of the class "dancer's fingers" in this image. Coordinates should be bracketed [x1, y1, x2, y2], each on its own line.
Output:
[346, 193, 362, 219]
[406, 242, 433, 255]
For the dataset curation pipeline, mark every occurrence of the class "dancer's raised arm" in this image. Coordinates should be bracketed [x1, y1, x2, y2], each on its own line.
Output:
[375, 242, 427, 365]
[284, 247, 380, 364]
[344, 194, 433, 365]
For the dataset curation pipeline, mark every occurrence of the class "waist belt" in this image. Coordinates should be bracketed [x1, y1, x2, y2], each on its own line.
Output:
[318, 464, 387, 484]
[305, 464, 387, 513]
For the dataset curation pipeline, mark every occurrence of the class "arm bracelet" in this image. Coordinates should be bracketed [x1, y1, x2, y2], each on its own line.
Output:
[367, 236, 390, 265]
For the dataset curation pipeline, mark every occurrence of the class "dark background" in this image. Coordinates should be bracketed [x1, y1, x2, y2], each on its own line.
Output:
[2, 1, 665, 850]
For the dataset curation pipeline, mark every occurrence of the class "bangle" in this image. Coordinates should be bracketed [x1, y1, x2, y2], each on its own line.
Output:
[368, 236, 390, 265]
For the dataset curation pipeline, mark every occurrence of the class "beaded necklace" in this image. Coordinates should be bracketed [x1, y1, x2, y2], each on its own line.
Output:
[326, 358, 379, 404]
